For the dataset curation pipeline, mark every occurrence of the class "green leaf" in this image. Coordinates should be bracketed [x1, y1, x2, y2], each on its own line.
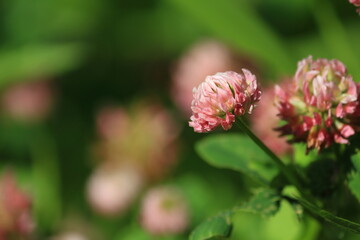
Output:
[293, 143, 317, 167]
[190, 212, 232, 240]
[0, 43, 84, 88]
[236, 188, 280, 217]
[174, 173, 238, 225]
[296, 198, 360, 234]
[195, 134, 278, 185]
[348, 154, 360, 202]
[167, 0, 292, 77]
[230, 200, 309, 240]
[5, 0, 103, 42]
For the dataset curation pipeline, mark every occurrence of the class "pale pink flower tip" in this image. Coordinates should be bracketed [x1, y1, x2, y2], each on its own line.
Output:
[189, 70, 261, 133]
[275, 56, 360, 152]
[140, 186, 189, 235]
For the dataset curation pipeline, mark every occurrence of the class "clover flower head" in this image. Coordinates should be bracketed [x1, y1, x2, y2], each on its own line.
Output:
[275, 56, 360, 152]
[189, 70, 261, 133]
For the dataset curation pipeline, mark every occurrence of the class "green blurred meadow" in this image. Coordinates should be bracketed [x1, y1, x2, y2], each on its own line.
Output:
[0, 0, 359, 239]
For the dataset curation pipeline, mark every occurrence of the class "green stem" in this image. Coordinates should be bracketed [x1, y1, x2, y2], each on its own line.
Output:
[32, 125, 62, 232]
[235, 117, 311, 200]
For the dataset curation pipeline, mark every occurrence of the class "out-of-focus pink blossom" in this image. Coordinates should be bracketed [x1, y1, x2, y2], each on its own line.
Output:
[275, 56, 360, 152]
[350, 0, 360, 6]
[172, 40, 236, 117]
[95, 102, 179, 181]
[90, 102, 179, 217]
[349, 0, 360, 14]
[1, 80, 54, 122]
[140, 186, 188, 235]
[0, 171, 34, 238]
[189, 70, 261, 133]
[251, 87, 292, 156]
[96, 106, 129, 141]
[50, 232, 88, 240]
[86, 165, 143, 216]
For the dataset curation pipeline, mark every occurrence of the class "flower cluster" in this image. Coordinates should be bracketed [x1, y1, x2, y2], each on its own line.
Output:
[275, 56, 360, 152]
[189, 70, 261, 132]
[87, 101, 179, 216]
[94, 102, 179, 180]
[0, 172, 34, 239]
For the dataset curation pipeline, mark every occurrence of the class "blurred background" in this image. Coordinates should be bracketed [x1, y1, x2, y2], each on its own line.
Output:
[0, 0, 359, 239]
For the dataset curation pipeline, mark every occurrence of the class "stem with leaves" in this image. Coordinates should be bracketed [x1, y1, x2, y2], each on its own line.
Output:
[235, 117, 312, 201]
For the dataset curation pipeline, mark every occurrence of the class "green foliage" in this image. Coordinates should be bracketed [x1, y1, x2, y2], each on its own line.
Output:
[231, 200, 307, 240]
[31, 129, 62, 232]
[0, 0, 359, 238]
[167, 0, 293, 77]
[236, 188, 280, 217]
[4, 0, 103, 42]
[293, 144, 317, 167]
[195, 134, 278, 186]
[306, 158, 338, 198]
[296, 198, 360, 234]
[175, 174, 238, 224]
[117, 224, 183, 240]
[190, 190, 307, 240]
[348, 153, 360, 202]
[189, 212, 232, 240]
[0, 43, 84, 88]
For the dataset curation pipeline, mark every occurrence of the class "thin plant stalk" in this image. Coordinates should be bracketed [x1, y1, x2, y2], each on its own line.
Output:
[235, 117, 311, 200]
[31, 125, 62, 232]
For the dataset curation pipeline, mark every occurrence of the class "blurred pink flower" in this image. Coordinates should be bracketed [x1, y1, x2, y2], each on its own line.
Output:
[189, 70, 261, 133]
[50, 232, 88, 240]
[95, 102, 179, 181]
[251, 87, 292, 156]
[349, 0, 360, 13]
[1, 80, 54, 122]
[0, 171, 34, 239]
[350, 0, 360, 5]
[172, 40, 236, 117]
[275, 56, 360, 152]
[96, 106, 129, 141]
[86, 165, 143, 217]
[140, 186, 188, 235]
